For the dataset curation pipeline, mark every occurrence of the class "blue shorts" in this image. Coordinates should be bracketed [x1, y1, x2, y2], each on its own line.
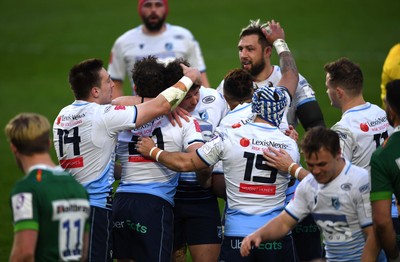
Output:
[88, 206, 113, 262]
[174, 197, 222, 248]
[292, 214, 324, 260]
[112, 193, 173, 261]
[219, 235, 298, 262]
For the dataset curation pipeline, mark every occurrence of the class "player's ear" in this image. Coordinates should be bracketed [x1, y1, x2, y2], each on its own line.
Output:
[90, 86, 100, 98]
[10, 143, 18, 155]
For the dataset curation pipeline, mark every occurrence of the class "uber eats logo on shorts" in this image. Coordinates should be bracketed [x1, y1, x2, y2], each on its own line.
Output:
[230, 239, 282, 250]
[113, 219, 147, 234]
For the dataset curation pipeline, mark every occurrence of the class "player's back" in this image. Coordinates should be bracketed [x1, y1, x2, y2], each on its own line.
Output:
[116, 115, 203, 205]
[53, 101, 136, 208]
[11, 167, 90, 261]
[198, 122, 299, 236]
[332, 102, 390, 169]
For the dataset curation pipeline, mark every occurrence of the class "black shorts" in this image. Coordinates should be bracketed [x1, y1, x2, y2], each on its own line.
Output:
[112, 193, 174, 261]
[292, 214, 324, 260]
[174, 197, 222, 248]
[88, 206, 113, 262]
[219, 235, 298, 262]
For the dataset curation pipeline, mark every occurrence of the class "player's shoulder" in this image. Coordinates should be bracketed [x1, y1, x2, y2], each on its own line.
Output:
[167, 23, 195, 38]
[346, 162, 369, 182]
[113, 26, 142, 45]
[200, 86, 225, 103]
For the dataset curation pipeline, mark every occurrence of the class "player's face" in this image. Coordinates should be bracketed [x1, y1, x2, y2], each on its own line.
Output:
[325, 73, 340, 108]
[238, 35, 267, 77]
[384, 97, 395, 127]
[141, 0, 166, 32]
[304, 148, 342, 184]
[98, 68, 114, 104]
[180, 85, 200, 113]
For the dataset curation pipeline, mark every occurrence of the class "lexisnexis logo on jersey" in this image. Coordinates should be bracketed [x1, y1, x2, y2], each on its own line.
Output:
[56, 113, 86, 126]
[240, 137, 288, 149]
[359, 116, 388, 132]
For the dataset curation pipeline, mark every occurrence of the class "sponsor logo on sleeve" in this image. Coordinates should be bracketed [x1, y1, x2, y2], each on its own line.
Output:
[114, 105, 126, 110]
[11, 193, 33, 222]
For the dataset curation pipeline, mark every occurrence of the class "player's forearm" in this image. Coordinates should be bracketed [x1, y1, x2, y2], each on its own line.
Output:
[376, 224, 399, 259]
[362, 229, 381, 262]
[278, 51, 299, 98]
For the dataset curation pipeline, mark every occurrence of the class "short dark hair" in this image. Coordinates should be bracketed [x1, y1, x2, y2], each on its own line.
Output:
[132, 56, 166, 98]
[164, 58, 191, 87]
[301, 126, 340, 160]
[239, 19, 271, 49]
[323, 57, 363, 96]
[223, 68, 254, 103]
[69, 58, 103, 100]
[386, 79, 400, 115]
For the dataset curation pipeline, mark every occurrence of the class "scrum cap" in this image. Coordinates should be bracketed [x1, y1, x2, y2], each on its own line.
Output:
[251, 85, 287, 126]
[138, 0, 169, 16]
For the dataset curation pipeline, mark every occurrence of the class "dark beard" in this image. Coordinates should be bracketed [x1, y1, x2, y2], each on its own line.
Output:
[387, 110, 395, 127]
[243, 59, 266, 77]
[143, 16, 165, 32]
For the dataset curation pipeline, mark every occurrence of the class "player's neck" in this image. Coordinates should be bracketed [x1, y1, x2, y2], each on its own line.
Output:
[253, 64, 274, 83]
[19, 153, 56, 175]
[341, 95, 366, 113]
[142, 24, 167, 35]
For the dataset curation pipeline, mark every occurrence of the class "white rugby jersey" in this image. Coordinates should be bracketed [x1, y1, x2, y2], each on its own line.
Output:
[116, 115, 203, 205]
[218, 102, 254, 129]
[53, 101, 137, 209]
[285, 160, 372, 262]
[217, 66, 316, 128]
[197, 122, 300, 237]
[175, 87, 228, 200]
[108, 23, 206, 90]
[331, 102, 390, 170]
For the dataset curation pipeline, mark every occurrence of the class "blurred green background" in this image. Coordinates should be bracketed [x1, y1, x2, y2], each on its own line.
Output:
[1, 0, 399, 259]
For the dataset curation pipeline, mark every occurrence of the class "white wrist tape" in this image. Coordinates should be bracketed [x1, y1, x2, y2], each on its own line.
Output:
[149, 147, 158, 158]
[179, 76, 193, 92]
[294, 167, 302, 180]
[155, 149, 163, 162]
[288, 162, 297, 175]
[273, 39, 290, 55]
[160, 87, 186, 111]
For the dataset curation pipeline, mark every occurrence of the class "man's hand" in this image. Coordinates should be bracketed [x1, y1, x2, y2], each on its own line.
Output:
[168, 106, 191, 127]
[181, 64, 201, 86]
[262, 20, 285, 45]
[240, 233, 262, 257]
[136, 137, 156, 158]
[263, 146, 294, 172]
[284, 125, 299, 141]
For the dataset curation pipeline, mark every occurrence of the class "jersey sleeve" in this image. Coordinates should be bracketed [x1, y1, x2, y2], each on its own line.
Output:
[100, 105, 137, 135]
[10, 183, 39, 232]
[331, 123, 354, 162]
[185, 32, 206, 72]
[182, 117, 205, 150]
[196, 132, 225, 167]
[370, 151, 393, 201]
[353, 175, 373, 228]
[285, 176, 312, 221]
[108, 38, 126, 81]
[292, 74, 316, 109]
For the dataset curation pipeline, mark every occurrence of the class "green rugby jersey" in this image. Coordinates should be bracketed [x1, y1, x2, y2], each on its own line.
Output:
[10, 165, 90, 261]
[370, 129, 400, 202]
